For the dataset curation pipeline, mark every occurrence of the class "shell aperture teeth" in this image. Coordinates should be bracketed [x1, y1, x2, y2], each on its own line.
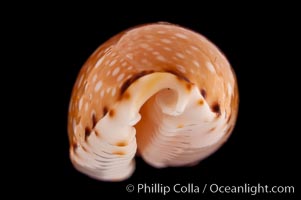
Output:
[74, 72, 211, 178]
[135, 76, 229, 167]
[72, 72, 232, 180]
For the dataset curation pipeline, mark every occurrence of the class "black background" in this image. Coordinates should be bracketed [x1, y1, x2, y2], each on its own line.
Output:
[21, 4, 299, 199]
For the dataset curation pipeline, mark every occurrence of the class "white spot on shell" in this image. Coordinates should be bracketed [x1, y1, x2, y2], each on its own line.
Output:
[84, 81, 89, 91]
[126, 75, 132, 80]
[122, 62, 127, 67]
[161, 38, 172, 44]
[78, 98, 83, 110]
[163, 47, 172, 51]
[176, 64, 186, 73]
[94, 81, 103, 92]
[86, 65, 93, 73]
[109, 59, 117, 67]
[206, 62, 216, 73]
[84, 102, 88, 112]
[77, 75, 84, 89]
[140, 43, 150, 49]
[72, 119, 76, 132]
[100, 90, 105, 97]
[127, 66, 133, 70]
[176, 53, 185, 59]
[140, 43, 153, 51]
[193, 60, 200, 68]
[185, 50, 192, 55]
[106, 70, 111, 77]
[152, 51, 160, 55]
[104, 47, 112, 55]
[92, 74, 97, 83]
[78, 124, 83, 134]
[142, 59, 149, 64]
[95, 57, 105, 68]
[111, 88, 116, 97]
[157, 30, 166, 34]
[191, 45, 199, 51]
[175, 33, 188, 39]
[227, 83, 232, 96]
[156, 55, 167, 62]
[96, 51, 103, 58]
[117, 73, 125, 82]
[112, 67, 120, 76]
[126, 53, 133, 60]
[106, 87, 111, 94]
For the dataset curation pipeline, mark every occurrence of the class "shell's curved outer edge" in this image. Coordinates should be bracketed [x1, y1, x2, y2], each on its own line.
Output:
[68, 23, 239, 181]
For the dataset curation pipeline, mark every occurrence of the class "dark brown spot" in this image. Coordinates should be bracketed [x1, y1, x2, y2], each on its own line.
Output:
[82, 146, 88, 152]
[85, 127, 91, 141]
[198, 99, 204, 105]
[177, 124, 184, 128]
[186, 83, 192, 91]
[113, 151, 125, 156]
[95, 130, 100, 137]
[116, 141, 127, 147]
[120, 70, 155, 95]
[92, 113, 97, 127]
[225, 125, 233, 136]
[211, 102, 221, 116]
[165, 69, 190, 83]
[103, 106, 108, 116]
[120, 92, 130, 101]
[109, 109, 115, 117]
[72, 142, 78, 151]
[227, 113, 232, 123]
[200, 89, 207, 99]
[209, 127, 216, 132]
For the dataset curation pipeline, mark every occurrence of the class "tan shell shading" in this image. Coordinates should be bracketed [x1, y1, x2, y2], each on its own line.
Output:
[68, 23, 239, 181]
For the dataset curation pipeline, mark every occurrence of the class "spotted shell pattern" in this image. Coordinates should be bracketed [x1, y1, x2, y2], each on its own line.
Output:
[68, 23, 239, 181]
